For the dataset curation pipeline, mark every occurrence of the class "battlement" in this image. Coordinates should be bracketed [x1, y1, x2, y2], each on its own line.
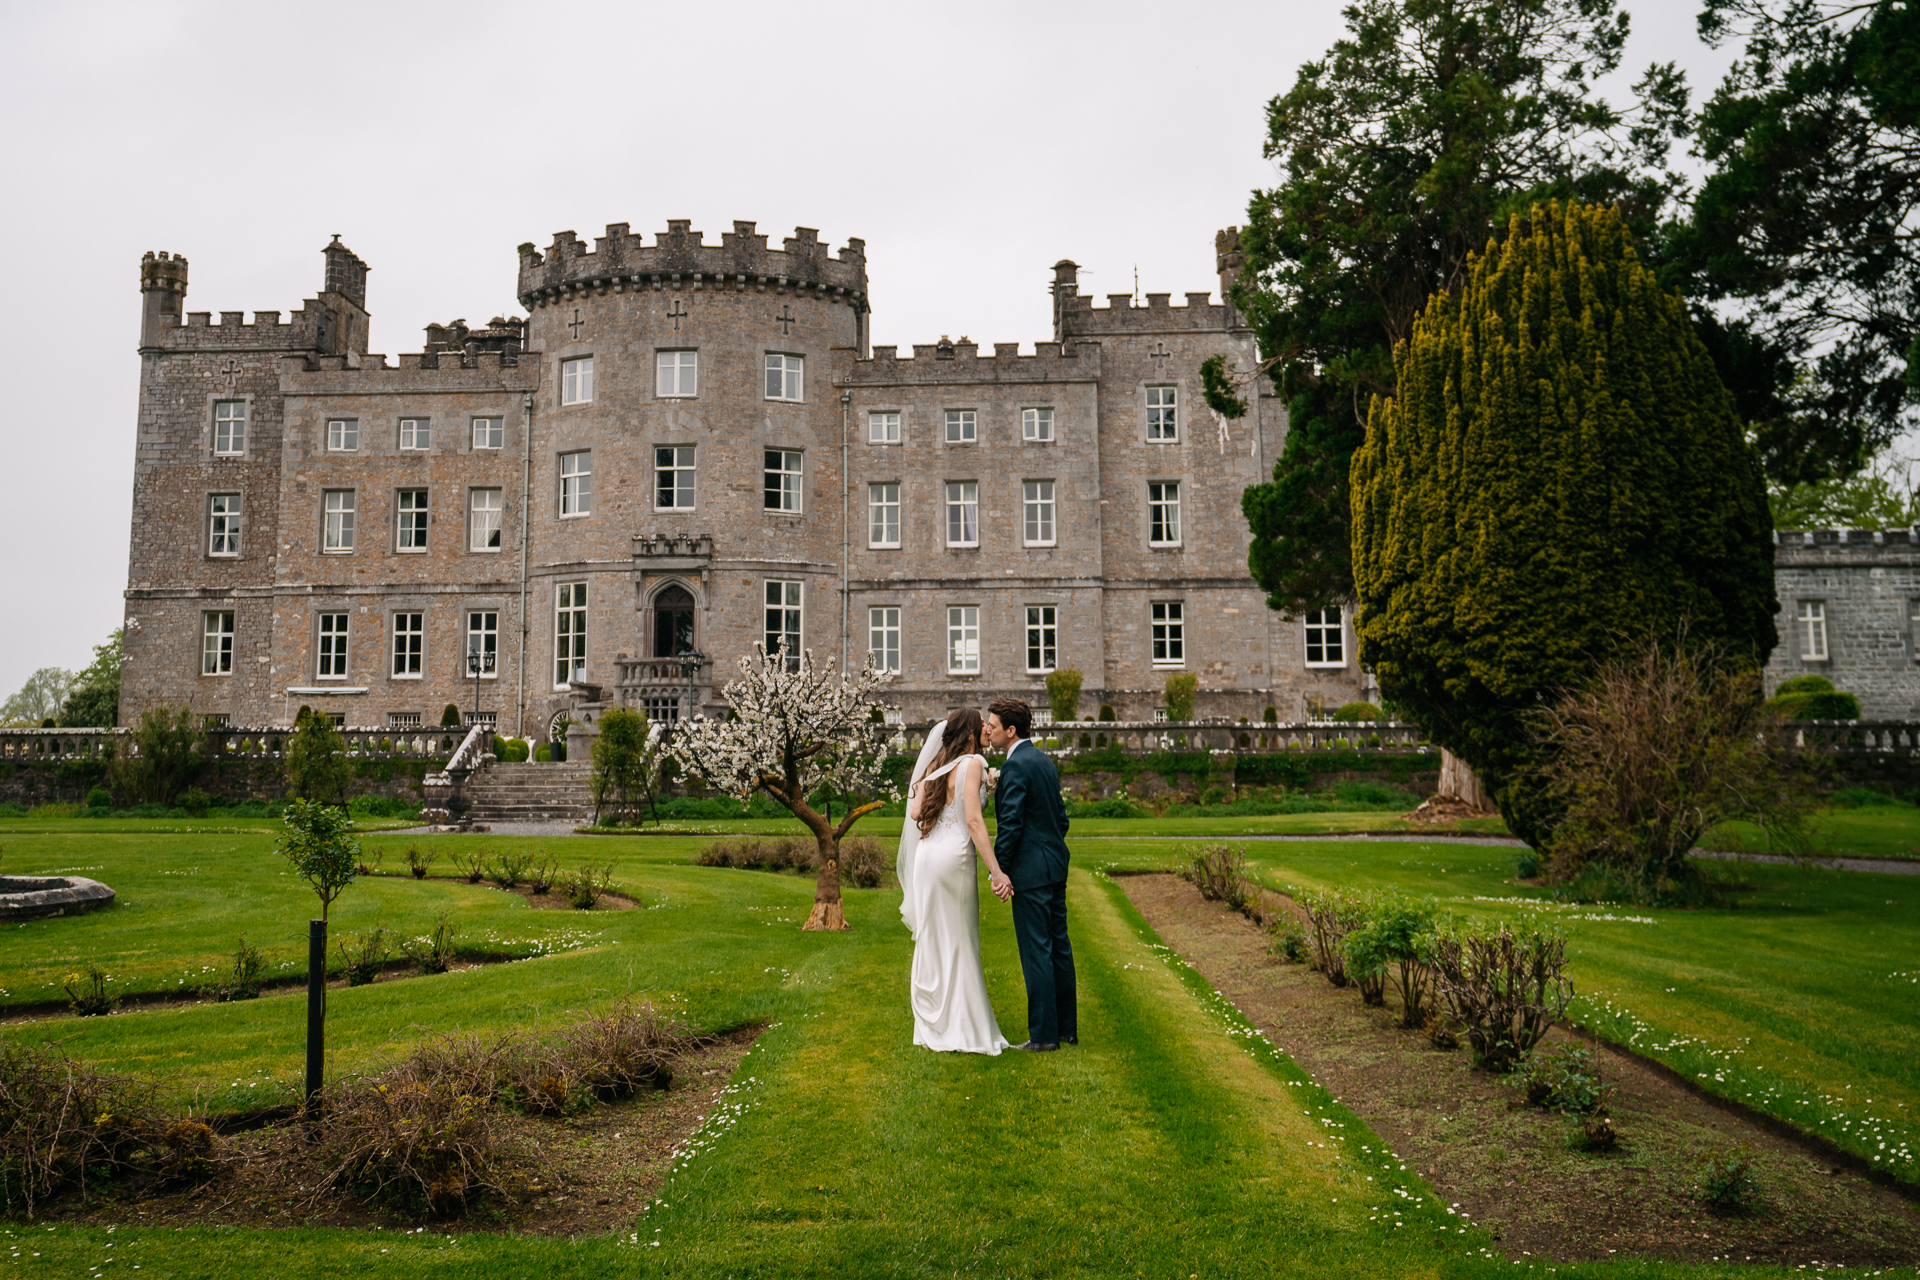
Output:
[424, 315, 526, 357]
[843, 338, 1102, 386]
[1774, 529, 1920, 563]
[282, 351, 538, 393]
[140, 250, 188, 294]
[139, 239, 368, 355]
[516, 219, 868, 309]
[1056, 289, 1239, 336]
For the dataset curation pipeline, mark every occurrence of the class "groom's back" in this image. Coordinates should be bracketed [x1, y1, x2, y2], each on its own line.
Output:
[1000, 742, 1070, 889]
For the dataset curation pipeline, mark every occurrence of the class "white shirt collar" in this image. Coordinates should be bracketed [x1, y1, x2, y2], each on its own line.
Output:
[1005, 737, 1030, 759]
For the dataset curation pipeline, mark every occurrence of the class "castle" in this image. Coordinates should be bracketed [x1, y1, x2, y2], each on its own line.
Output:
[118, 221, 1371, 737]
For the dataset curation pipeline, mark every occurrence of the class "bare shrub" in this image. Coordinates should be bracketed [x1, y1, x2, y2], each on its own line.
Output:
[315, 1063, 519, 1217]
[401, 912, 457, 975]
[218, 937, 265, 1001]
[487, 850, 533, 888]
[696, 835, 888, 888]
[336, 923, 390, 986]
[1188, 845, 1255, 913]
[561, 1000, 687, 1101]
[1298, 889, 1370, 988]
[566, 862, 615, 910]
[453, 850, 485, 883]
[0, 1043, 167, 1213]
[1429, 927, 1573, 1072]
[1532, 634, 1820, 902]
[404, 845, 439, 880]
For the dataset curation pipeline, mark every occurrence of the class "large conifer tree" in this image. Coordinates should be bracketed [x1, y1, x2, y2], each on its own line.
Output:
[1351, 203, 1776, 847]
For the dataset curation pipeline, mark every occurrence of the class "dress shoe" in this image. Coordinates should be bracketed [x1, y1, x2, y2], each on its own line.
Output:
[1014, 1040, 1059, 1052]
[1060, 1035, 1078, 1045]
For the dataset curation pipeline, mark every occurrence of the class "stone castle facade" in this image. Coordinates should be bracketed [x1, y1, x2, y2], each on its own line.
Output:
[119, 221, 1369, 736]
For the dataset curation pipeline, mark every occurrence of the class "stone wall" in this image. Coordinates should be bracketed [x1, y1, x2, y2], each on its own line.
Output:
[1769, 530, 1920, 718]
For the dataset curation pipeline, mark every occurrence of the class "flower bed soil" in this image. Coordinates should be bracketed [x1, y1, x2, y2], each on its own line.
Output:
[26, 1026, 762, 1235]
[1116, 872, 1920, 1268]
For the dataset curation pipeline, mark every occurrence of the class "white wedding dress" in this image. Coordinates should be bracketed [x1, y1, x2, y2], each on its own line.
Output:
[902, 753, 1010, 1055]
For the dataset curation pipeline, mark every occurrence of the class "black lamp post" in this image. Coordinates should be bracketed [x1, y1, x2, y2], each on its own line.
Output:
[664, 649, 706, 744]
[467, 648, 496, 729]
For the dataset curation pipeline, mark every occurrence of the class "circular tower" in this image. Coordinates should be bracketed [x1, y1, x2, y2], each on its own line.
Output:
[515, 219, 869, 728]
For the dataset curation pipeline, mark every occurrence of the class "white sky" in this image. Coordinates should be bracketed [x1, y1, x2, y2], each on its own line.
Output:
[0, 0, 1734, 697]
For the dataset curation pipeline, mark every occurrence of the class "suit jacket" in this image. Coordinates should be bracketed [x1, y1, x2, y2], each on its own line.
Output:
[992, 739, 1071, 891]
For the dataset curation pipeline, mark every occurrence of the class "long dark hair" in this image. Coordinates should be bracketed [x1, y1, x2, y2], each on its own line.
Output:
[914, 708, 983, 839]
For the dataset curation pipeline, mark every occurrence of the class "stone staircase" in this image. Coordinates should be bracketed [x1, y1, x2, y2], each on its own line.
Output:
[462, 761, 594, 824]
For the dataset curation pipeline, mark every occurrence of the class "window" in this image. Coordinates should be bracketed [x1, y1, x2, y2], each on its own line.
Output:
[472, 416, 503, 449]
[868, 606, 901, 673]
[1026, 605, 1057, 672]
[764, 450, 803, 512]
[1023, 481, 1056, 545]
[655, 446, 696, 509]
[388, 711, 421, 728]
[765, 580, 802, 669]
[944, 409, 977, 443]
[868, 483, 900, 547]
[1798, 600, 1828, 660]
[1151, 601, 1185, 667]
[560, 451, 593, 516]
[869, 411, 900, 443]
[208, 493, 241, 556]
[656, 350, 697, 397]
[1033, 709, 1053, 727]
[399, 417, 430, 450]
[317, 613, 350, 678]
[947, 606, 981, 673]
[214, 401, 246, 454]
[327, 418, 358, 451]
[946, 481, 979, 547]
[653, 586, 695, 658]
[469, 488, 503, 551]
[468, 611, 498, 675]
[1146, 385, 1177, 440]
[643, 696, 681, 724]
[391, 612, 423, 677]
[202, 611, 234, 675]
[1022, 407, 1054, 441]
[396, 489, 428, 552]
[322, 490, 356, 552]
[561, 356, 593, 405]
[555, 583, 587, 685]
[1148, 481, 1181, 545]
[465, 710, 497, 728]
[1304, 606, 1345, 666]
[765, 353, 804, 401]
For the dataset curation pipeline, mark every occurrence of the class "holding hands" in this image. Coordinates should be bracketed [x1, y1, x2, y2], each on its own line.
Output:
[988, 869, 1014, 902]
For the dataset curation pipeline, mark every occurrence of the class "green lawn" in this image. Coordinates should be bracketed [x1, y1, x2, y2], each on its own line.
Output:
[1, 819, 1914, 1276]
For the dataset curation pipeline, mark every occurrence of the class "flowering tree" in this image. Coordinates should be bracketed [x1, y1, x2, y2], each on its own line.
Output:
[668, 644, 897, 930]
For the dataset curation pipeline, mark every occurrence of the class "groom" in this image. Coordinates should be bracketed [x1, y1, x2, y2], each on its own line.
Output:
[984, 697, 1077, 1052]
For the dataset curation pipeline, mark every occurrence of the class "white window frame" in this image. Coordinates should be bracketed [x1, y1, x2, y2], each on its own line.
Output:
[868, 482, 900, 548]
[388, 712, 421, 728]
[317, 612, 350, 679]
[322, 490, 356, 553]
[765, 579, 803, 669]
[1022, 407, 1054, 441]
[868, 410, 901, 444]
[655, 349, 698, 398]
[398, 417, 430, 451]
[213, 401, 246, 455]
[944, 409, 977, 444]
[469, 488, 503, 552]
[472, 416, 504, 450]
[555, 582, 587, 687]
[655, 445, 696, 510]
[764, 449, 803, 513]
[946, 481, 979, 547]
[468, 610, 499, 678]
[202, 611, 234, 676]
[1146, 385, 1178, 441]
[764, 353, 804, 402]
[391, 611, 424, 678]
[560, 356, 594, 405]
[1798, 600, 1829, 661]
[396, 489, 429, 553]
[1026, 605, 1058, 673]
[1148, 481, 1182, 546]
[947, 605, 981, 674]
[559, 451, 593, 517]
[326, 418, 359, 452]
[1151, 601, 1185, 668]
[208, 493, 241, 557]
[1305, 606, 1346, 668]
[1023, 480, 1056, 546]
[868, 605, 901, 673]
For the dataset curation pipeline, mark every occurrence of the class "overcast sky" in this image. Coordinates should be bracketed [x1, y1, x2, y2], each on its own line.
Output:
[0, 0, 1735, 699]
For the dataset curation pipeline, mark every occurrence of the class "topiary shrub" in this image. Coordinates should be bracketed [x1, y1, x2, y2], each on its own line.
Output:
[1331, 701, 1382, 723]
[1045, 668, 1084, 723]
[1099, 703, 1116, 722]
[1164, 673, 1198, 721]
[1263, 705, 1279, 724]
[440, 704, 462, 729]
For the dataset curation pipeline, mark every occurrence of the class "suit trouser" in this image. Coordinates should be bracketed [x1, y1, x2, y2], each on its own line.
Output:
[1010, 879, 1077, 1045]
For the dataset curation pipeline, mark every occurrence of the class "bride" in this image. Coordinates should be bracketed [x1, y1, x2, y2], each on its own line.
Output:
[898, 709, 1013, 1055]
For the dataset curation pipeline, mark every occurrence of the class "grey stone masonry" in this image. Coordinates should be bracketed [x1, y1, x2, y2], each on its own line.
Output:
[1769, 529, 1920, 718]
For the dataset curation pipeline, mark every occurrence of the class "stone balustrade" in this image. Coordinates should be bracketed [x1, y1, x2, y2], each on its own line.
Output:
[0, 725, 464, 762]
[886, 720, 1433, 756]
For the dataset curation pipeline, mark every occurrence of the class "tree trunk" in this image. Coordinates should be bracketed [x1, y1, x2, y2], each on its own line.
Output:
[802, 832, 849, 931]
[1437, 748, 1491, 812]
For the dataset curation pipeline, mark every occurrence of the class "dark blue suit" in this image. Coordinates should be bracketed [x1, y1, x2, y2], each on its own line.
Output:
[992, 739, 1076, 1045]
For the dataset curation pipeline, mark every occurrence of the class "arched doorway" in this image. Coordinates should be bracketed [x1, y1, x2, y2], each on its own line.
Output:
[652, 584, 696, 659]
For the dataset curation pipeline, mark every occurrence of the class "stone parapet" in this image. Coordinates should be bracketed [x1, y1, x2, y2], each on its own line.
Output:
[517, 220, 867, 312]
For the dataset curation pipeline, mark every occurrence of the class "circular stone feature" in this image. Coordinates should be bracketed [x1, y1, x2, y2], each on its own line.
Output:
[0, 875, 116, 922]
